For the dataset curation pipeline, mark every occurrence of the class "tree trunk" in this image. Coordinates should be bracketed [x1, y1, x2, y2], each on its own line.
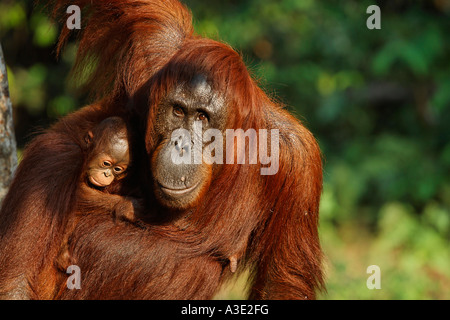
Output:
[0, 43, 18, 206]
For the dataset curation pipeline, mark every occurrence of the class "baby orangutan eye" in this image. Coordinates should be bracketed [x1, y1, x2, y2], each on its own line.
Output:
[114, 167, 123, 173]
[103, 161, 112, 167]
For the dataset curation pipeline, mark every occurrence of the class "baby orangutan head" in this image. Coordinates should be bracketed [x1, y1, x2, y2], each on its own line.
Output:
[85, 117, 130, 188]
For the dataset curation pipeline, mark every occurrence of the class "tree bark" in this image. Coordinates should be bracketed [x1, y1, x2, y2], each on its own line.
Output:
[0, 43, 18, 206]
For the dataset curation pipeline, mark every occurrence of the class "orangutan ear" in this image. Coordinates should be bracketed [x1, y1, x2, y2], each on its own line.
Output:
[85, 131, 94, 145]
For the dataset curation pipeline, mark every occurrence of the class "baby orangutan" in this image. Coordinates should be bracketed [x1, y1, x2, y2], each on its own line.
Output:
[55, 117, 141, 273]
[85, 123, 128, 188]
[80, 116, 139, 222]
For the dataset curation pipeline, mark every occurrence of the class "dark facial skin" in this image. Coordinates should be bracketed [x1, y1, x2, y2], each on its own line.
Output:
[86, 124, 130, 188]
[152, 74, 227, 209]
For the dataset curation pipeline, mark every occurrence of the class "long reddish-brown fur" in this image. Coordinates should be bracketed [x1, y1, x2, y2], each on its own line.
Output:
[0, 0, 324, 299]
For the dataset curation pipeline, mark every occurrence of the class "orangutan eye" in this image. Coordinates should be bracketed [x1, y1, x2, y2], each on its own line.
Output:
[197, 112, 208, 122]
[102, 161, 112, 167]
[173, 105, 185, 117]
[114, 167, 123, 173]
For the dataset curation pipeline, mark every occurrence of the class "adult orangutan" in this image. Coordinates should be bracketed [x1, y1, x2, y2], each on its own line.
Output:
[0, 0, 324, 299]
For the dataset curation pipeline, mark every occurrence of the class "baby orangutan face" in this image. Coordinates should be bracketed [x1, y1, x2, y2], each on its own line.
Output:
[86, 118, 130, 188]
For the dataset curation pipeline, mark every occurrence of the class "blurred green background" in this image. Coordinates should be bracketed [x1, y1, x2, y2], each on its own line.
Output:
[1, 0, 449, 299]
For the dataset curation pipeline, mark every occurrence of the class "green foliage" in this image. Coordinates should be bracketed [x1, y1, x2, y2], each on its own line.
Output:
[30, 13, 58, 47]
[0, 2, 26, 30]
[1, 0, 449, 299]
